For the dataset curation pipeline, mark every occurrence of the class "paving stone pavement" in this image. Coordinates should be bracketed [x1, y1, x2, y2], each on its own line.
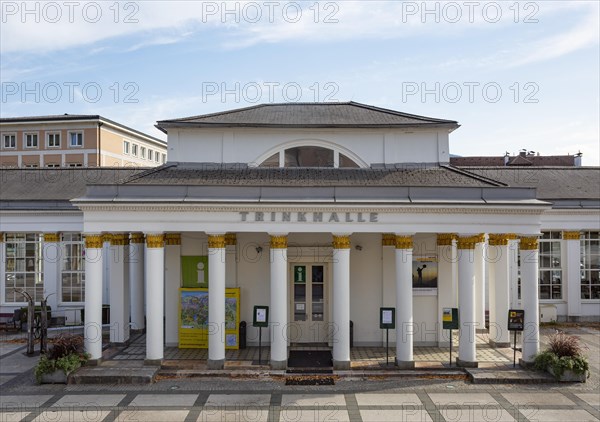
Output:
[1, 325, 598, 422]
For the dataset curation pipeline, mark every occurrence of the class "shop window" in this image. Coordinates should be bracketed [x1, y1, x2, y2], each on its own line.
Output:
[4, 233, 44, 303]
[581, 231, 600, 299]
[61, 233, 85, 303]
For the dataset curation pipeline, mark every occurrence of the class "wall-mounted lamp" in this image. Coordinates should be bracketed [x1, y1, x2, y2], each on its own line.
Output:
[255, 246, 263, 254]
[355, 245, 363, 251]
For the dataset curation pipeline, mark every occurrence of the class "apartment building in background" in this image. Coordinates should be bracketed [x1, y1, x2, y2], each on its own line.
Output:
[0, 114, 167, 168]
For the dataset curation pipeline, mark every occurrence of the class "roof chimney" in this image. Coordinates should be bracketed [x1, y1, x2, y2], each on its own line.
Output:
[575, 151, 582, 167]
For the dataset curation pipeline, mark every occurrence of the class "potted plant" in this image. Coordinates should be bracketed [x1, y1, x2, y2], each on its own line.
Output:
[533, 332, 589, 382]
[34, 333, 89, 384]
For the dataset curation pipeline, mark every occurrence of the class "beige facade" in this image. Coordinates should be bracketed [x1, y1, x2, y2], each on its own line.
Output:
[0, 115, 166, 168]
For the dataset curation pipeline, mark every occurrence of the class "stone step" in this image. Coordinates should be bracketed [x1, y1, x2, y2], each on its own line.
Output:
[466, 368, 557, 384]
[70, 363, 159, 385]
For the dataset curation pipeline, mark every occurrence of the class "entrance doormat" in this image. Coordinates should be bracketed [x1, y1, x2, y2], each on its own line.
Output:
[287, 350, 333, 369]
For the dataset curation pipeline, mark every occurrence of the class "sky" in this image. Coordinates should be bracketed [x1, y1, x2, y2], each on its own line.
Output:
[1, 0, 599, 164]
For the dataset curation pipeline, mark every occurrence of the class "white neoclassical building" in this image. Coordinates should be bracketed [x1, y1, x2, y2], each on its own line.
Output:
[1, 102, 598, 371]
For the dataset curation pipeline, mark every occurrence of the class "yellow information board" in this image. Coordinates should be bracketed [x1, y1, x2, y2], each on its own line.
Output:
[178, 288, 240, 349]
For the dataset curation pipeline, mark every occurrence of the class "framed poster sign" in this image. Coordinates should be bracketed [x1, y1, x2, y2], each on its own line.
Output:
[508, 309, 525, 331]
[442, 308, 459, 330]
[413, 257, 438, 288]
[380, 307, 395, 329]
[253, 305, 269, 327]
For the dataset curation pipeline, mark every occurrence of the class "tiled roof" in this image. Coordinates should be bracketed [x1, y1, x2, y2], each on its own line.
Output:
[0, 168, 148, 203]
[121, 164, 501, 187]
[0, 114, 100, 122]
[451, 155, 577, 167]
[461, 167, 600, 200]
[156, 102, 459, 130]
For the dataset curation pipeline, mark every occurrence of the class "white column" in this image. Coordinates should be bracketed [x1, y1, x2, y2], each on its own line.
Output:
[563, 231, 582, 320]
[84, 234, 104, 362]
[520, 236, 540, 364]
[381, 234, 396, 344]
[332, 234, 351, 370]
[437, 234, 457, 347]
[207, 234, 226, 369]
[457, 236, 479, 367]
[165, 233, 182, 346]
[42, 233, 60, 312]
[508, 239, 520, 308]
[269, 234, 288, 369]
[109, 233, 130, 344]
[488, 234, 512, 347]
[129, 233, 145, 331]
[395, 235, 414, 368]
[101, 234, 111, 305]
[0, 234, 5, 306]
[474, 235, 486, 332]
[145, 234, 164, 363]
[225, 233, 238, 288]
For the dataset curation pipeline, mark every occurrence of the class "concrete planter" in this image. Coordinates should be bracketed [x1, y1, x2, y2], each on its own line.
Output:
[39, 369, 68, 384]
[548, 366, 587, 382]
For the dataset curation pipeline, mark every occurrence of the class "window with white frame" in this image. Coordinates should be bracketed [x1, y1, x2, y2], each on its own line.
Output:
[24, 133, 38, 148]
[24, 164, 39, 168]
[155, 152, 160, 163]
[46, 163, 60, 168]
[258, 146, 360, 168]
[140, 146, 146, 159]
[67, 163, 83, 168]
[539, 231, 562, 300]
[69, 132, 83, 147]
[61, 233, 85, 302]
[148, 149, 153, 161]
[581, 231, 600, 300]
[123, 140, 130, 155]
[3, 134, 16, 149]
[161, 153, 166, 163]
[4, 233, 44, 303]
[46, 132, 61, 148]
[132, 144, 138, 157]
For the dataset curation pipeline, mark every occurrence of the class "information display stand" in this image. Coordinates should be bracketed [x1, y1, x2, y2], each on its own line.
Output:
[508, 309, 525, 368]
[442, 308, 459, 367]
[380, 308, 395, 366]
[253, 306, 269, 365]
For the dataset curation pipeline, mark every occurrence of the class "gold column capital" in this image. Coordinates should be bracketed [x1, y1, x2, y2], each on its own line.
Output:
[562, 231, 581, 240]
[395, 235, 413, 249]
[102, 233, 113, 243]
[165, 233, 182, 246]
[437, 233, 458, 246]
[382, 233, 395, 246]
[146, 234, 165, 248]
[332, 235, 351, 249]
[225, 233, 237, 246]
[489, 233, 517, 246]
[85, 234, 104, 249]
[520, 237, 539, 250]
[208, 234, 226, 249]
[270, 235, 288, 249]
[43, 233, 60, 243]
[457, 235, 480, 250]
[130, 232, 145, 244]
[110, 233, 130, 246]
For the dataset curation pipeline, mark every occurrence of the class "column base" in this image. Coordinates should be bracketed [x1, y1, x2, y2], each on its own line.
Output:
[519, 358, 535, 369]
[476, 328, 488, 334]
[130, 328, 146, 335]
[270, 360, 287, 370]
[333, 360, 350, 370]
[87, 358, 102, 366]
[395, 360, 415, 369]
[489, 340, 511, 348]
[456, 358, 478, 368]
[144, 358, 162, 366]
[207, 359, 225, 370]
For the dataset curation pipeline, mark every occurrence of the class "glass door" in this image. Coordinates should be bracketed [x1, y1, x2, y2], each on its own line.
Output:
[291, 264, 327, 343]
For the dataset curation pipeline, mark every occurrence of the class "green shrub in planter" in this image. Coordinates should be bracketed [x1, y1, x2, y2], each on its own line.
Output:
[533, 332, 589, 381]
[34, 334, 89, 384]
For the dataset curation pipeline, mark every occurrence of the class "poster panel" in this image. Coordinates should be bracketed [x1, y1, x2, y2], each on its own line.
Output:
[412, 257, 438, 288]
[181, 256, 209, 288]
[179, 288, 240, 349]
